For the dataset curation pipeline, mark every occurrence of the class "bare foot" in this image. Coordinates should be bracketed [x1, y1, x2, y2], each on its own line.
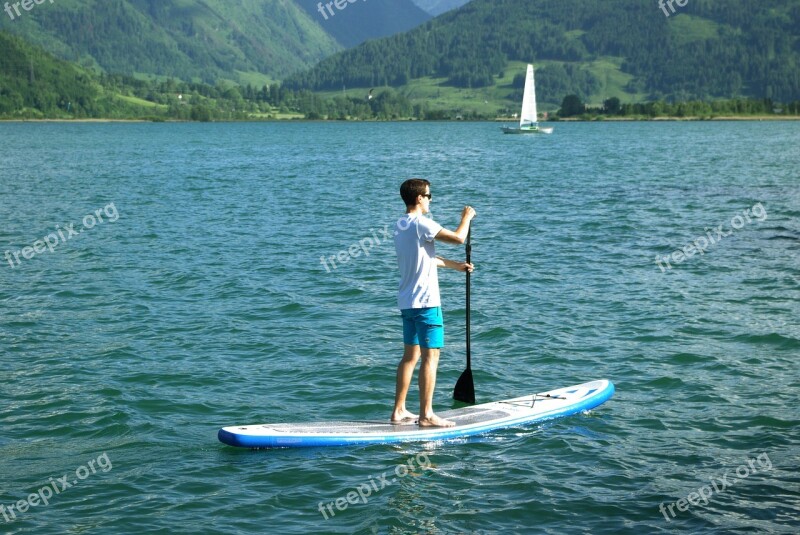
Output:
[418, 414, 455, 428]
[390, 410, 418, 424]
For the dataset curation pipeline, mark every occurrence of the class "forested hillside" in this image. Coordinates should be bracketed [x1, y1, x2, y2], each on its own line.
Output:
[0, 0, 341, 83]
[284, 0, 800, 103]
[0, 30, 424, 121]
[0, 31, 100, 116]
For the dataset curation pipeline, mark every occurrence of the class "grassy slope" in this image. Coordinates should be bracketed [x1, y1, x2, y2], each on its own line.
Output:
[668, 14, 721, 45]
[113, 94, 165, 110]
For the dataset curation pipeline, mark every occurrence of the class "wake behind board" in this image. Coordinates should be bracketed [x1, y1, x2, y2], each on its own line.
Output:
[218, 379, 614, 448]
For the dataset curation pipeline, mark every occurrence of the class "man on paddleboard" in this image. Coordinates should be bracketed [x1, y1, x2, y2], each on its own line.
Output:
[392, 178, 476, 427]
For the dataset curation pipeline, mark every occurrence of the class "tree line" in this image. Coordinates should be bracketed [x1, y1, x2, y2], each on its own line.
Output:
[558, 95, 800, 119]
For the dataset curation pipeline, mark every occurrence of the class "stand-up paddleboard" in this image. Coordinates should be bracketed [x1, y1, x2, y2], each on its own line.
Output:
[218, 379, 614, 448]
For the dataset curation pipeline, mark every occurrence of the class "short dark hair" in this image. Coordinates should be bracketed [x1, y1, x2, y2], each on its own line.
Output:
[400, 178, 430, 206]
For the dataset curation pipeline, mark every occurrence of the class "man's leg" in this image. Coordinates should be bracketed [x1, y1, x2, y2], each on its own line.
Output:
[391, 344, 420, 422]
[418, 347, 454, 427]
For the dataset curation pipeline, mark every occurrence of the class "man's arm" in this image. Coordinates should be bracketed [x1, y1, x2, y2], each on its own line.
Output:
[436, 256, 474, 272]
[434, 205, 476, 245]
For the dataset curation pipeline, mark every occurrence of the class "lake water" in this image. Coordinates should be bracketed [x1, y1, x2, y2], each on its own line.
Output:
[0, 121, 798, 534]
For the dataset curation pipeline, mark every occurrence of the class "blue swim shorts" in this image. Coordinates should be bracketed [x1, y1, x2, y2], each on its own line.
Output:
[401, 307, 444, 349]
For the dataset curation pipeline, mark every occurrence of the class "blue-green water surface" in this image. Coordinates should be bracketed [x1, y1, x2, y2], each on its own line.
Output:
[1, 121, 798, 534]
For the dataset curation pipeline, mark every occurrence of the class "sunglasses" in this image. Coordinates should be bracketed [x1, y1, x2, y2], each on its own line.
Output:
[421, 193, 432, 199]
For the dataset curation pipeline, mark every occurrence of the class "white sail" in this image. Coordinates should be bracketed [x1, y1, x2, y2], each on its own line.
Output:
[519, 64, 538, 127]
[502, 63, 552, 134]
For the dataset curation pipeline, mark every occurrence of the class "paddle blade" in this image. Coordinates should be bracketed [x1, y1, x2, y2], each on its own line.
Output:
[453, 368, 475, 404]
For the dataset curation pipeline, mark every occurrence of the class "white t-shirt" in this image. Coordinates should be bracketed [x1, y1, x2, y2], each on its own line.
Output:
[394, 213, 443, 309]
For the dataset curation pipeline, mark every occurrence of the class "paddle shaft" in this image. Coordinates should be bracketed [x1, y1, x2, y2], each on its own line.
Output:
[465, 227, 471, 369]
[453, 225, 475, 404]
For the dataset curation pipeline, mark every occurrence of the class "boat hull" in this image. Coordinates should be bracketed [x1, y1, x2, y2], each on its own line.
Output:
[502, 126, 554, 134]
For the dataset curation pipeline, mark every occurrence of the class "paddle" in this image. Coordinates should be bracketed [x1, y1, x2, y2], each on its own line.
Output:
[453, 226, 475, 404]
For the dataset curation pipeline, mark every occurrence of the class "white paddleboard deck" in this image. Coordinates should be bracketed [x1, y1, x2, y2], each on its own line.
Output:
[218, 379, 614, 448]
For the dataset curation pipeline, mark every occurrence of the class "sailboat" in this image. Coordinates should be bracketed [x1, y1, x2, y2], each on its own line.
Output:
[502, 64, 553, 134]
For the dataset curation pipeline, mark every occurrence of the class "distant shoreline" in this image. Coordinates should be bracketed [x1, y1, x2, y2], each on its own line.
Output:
[0, 118, 152, 123]
[551, 115, 800, 122]
[2, 115, 799, 123]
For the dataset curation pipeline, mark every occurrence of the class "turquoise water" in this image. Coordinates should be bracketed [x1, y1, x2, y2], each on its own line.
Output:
[0, 121, 798, 534]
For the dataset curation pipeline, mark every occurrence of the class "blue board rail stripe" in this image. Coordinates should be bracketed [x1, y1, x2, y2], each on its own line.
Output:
[218, 380, 615, 448]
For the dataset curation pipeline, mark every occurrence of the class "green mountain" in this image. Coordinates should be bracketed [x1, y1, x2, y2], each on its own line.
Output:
[284, 0, 800, 106]
[0, 0, 341, 84]
[0, 0, 442, 84]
